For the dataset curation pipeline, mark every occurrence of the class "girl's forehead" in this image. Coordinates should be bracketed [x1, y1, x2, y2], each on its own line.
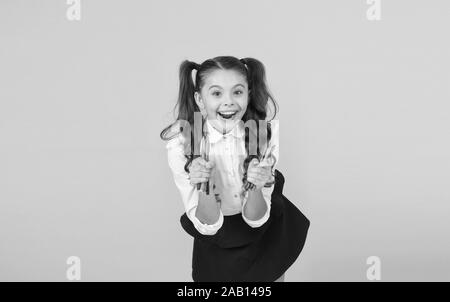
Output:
[203, 69, 247, 89]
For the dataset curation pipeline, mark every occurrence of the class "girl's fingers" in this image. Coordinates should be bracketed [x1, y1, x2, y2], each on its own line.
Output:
[189, 177, 208, 185]
[247, 165, 270, 174]
[190, 160, 200, 171]
[190, 163, 213, 174]
[247, 175, 262, 185]
[246, 173, 259, 182]
[192, 164, 214, 176]
[190, 171, 211, 178]
[205, 161, 215, 169]
[257, 158, 274, 167]
[246, 160, 272, 190]
[192, 158, 213, 171]
[195, 158, 214, 169]
[194, 157, 207, 166]
[261, 166, 272, 173]
[255, 166, 271, 175]
[247, 176, 258, 184]
[189, 159, 215, 187]
[250, 159, 259, 167]
[247, 171, 271, 186]
[194, 167, 212, 174]
[247, 170, 270, 180]
[257, 170, 271, 178]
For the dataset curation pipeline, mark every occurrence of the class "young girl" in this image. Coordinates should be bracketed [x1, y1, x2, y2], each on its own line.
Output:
[160, 56, 310, 282]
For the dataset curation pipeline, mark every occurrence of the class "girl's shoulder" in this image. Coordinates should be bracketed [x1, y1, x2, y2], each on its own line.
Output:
[268, 119, 279, 134]
[268, 119, 279, 145]
[165, 121, 186, 150]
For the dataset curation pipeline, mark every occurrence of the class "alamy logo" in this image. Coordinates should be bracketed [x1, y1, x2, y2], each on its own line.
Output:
[366, 256, 381, 281]
[366, 0, 381, 21]
[66, 256, 81, 281]
[66, 0, 81, 21]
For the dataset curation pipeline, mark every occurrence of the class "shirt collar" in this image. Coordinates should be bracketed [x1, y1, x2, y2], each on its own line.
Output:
[206, 118, 245, 144]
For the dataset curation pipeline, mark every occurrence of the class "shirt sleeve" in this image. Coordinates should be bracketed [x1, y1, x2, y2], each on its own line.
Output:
[241, 120, 280, 228]
[166, 132, 224, 235]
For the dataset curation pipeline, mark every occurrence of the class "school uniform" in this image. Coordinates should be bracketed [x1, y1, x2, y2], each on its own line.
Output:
[166, 119, 310, 282]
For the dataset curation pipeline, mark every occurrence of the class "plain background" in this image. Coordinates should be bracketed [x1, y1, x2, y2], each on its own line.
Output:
[1, 0, 449, 281]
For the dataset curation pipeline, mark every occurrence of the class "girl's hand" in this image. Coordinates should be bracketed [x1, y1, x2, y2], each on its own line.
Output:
[246, 158, 274, 191]
[189, 158, 222, 202]
[188, 157, 215, 187]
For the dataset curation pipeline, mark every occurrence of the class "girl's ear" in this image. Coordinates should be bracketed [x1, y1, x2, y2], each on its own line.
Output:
[194, 91, 206, 115]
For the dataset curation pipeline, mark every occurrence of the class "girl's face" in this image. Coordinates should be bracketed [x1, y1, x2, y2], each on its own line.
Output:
[194, 69, 249, 134]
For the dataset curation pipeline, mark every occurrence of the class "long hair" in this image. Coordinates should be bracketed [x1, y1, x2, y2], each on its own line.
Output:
[160, 56, 278, 180]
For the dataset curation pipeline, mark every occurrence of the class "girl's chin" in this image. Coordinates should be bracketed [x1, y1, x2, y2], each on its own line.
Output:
[210, 116, 240, 133]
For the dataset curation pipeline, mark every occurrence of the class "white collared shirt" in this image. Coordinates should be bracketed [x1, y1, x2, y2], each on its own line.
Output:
[166, 119, 279, 236]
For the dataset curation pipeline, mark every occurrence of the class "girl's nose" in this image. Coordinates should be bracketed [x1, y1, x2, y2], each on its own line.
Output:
[222, 98, 237, 108]
[222, 103, 236, 109]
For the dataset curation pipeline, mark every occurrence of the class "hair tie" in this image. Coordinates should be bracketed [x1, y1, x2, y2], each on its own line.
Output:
[191, 62, 200, 70]
[190, 62, 200, 89]
[240, 58, 248, 69]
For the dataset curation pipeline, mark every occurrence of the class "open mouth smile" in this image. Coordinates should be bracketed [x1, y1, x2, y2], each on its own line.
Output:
[217, 111, 238, 119]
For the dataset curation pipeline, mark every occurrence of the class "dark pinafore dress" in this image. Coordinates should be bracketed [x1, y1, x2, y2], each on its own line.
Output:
[179, 169, 311, 282]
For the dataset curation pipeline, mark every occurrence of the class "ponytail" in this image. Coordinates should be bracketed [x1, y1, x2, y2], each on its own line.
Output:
[160, 60, 203, 173]
[239, 58, 277, 186]
[177, 60, 200, 123]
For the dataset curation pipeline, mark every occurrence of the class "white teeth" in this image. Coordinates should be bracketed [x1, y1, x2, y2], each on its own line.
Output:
[218, 111, 237, 120]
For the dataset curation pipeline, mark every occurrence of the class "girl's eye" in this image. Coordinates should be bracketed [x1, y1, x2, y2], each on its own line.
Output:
[212, 91, 221, 97]
[234, 90, 243, 95]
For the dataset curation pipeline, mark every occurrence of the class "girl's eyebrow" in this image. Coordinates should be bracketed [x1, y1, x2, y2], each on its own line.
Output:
[208, 84, 245, 90]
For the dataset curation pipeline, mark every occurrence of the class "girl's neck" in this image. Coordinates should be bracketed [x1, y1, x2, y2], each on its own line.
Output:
[206, 119, 234, 135]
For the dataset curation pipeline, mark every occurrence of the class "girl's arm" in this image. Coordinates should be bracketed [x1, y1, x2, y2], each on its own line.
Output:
[195, 191, 221, 225]
[242, 188, 268, 221]
[166, 131, 224, 235]
[241, 120, 279, 228]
